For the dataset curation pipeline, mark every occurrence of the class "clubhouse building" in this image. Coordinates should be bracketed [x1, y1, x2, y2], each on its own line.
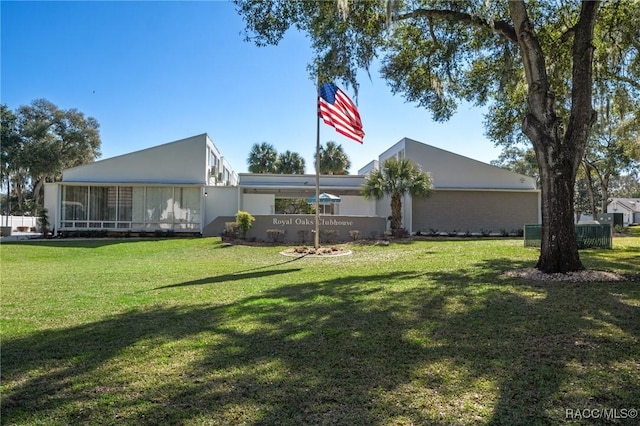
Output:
[44, 133, 540, 242]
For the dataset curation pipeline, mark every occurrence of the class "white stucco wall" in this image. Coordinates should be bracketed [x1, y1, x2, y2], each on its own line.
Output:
[338, 195, 370, 216]
[204, 186, 238, 224]
[44, 183, 59, 232]
[243, 194, 275, 215]
[63, 134, 209, 184]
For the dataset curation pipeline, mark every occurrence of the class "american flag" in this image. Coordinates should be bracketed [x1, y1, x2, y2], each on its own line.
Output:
[318, 82, 364, 143]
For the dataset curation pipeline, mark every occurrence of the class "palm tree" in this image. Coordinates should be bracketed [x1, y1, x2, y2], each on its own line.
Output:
[247, 142, 278, 173]
[361, 157, 432, 235]
[317, 141, 351, 175]
[276, 150, 305, 174]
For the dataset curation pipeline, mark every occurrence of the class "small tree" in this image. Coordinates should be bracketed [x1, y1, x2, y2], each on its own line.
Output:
[235, 210, 255, 239]
[38, 207, 50, 238]
[361, 158, 432, 236]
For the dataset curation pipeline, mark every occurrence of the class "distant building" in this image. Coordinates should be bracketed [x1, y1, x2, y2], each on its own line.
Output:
[45, 134, 540, 241]
[607, 198, 640, 226]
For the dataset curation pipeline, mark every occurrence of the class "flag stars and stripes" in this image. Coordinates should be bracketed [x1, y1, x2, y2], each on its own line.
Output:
[318, 82, 364, 144]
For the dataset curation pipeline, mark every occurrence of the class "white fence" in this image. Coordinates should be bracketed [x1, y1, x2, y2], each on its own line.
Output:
[1, 215, 38, 231]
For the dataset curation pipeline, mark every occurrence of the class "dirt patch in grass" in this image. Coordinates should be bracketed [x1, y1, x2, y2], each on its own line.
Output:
[502, 268, 639, 282]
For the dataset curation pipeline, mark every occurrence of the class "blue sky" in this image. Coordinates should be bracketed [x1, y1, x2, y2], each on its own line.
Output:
[1, 0, 502, 174]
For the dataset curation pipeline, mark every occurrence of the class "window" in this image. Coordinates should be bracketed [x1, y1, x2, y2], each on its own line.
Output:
[60, 185, 201, 231]
[118, 187, 133, 222]
[145, 187, 173, 224]
[89, 186, 117, 222]
[61, 186, 88, 221]
[174, 187, 200, 224]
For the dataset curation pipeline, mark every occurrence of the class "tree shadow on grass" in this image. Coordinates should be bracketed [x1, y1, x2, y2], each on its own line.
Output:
[156, 268, 303, 289]
[2, 266, 638, 425]
[153, 253, 308, 289]
[580, 245, 640, 275]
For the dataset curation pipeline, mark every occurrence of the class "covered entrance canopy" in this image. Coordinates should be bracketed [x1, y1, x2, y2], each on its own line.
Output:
[307, 192, 342, 204]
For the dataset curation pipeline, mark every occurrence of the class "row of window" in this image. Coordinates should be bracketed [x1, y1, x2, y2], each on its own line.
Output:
[60, 185, 201, 230]
[208, 148, 232, 185]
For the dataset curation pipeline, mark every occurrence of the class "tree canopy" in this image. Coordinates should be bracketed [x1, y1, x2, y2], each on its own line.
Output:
[1, 99, 101, 213]
[247, 142, 307, 174]
[276, 150, 306, 174]
[247, 142, 278, 173]
[235, 0, 640, 273]
[318, 141, 351, 175]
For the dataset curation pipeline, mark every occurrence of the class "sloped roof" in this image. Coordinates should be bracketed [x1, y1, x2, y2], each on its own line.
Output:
[608, 198, 640, 212]
[62, 134, 210, 184]
[374, 138, 537, 190]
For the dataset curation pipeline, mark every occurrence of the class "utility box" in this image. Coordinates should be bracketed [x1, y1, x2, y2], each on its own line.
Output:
[524, 224, 612, 249]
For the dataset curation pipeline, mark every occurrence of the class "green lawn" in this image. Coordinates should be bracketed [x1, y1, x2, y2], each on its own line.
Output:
[1, 237, 638, 425]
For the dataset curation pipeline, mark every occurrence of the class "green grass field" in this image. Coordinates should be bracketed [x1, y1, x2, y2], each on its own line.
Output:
[1, 236, 638, 425]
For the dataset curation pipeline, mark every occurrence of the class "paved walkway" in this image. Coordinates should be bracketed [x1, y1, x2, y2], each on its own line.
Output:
[0, 232, 42, 242]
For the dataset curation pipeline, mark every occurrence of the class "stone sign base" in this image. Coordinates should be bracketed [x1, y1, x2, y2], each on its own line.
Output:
[204, 215, 386, 244]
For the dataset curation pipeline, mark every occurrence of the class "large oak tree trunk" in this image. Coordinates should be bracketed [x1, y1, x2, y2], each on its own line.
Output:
[510, 1, 598, 273]
[535, 142, 584, 273]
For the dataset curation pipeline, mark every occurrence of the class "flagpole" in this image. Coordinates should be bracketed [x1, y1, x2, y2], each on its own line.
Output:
[315, 85, 321, 249]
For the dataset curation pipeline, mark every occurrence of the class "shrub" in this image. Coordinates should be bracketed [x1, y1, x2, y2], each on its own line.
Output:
[320, 229, 338, 243]
[349, 230, 360, 241]
[297, 229, 309, 244]
[235, 211, 255, 239]
[392, 228, 409, 238]
[266, 229, 285, 243]
[37, 208, 50, 238]
[614, 224, 627, 234]
[224, 222, 239, 238]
